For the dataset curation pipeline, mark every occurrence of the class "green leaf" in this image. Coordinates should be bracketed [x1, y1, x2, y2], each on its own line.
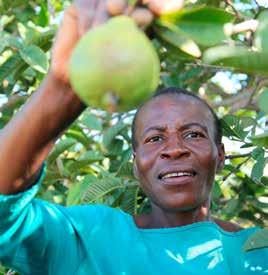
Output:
[80, 112, 102, 131]
[251, 147, 264, 160]
[37, 2, 49, 27]
[155, 24, 201, 57]
[257, 88, 268, 114]
[224, 198, 240, 216]
[251, 148, 265, 182]
[244, 229, 268, 251]
[78, 150, 104, 162]
[0, 14, 14, 28]
[65, 126, 91, 148]
[67, 151, 105, 173]
[251, 132, 268, 148]
[121, 148, 132, 164]
[19, 45, 48, 73]
[203, 45, 268, 76]
[17, 22, 38, 42]
[103, 121, 128, 149]
[254, 10, 268, 53]
[48, 138, 76, 162]
[82, 177, 123, 203]
[261, 177, 268, 186]
[120, 185, 139, 215]
[159, 6, 234, 47]
[221, 115, 248, 140]
[0, 53, 24, 84]
[107, 139, 124, 156]
[117, 162, 134, 178]
[212, 181, 222, 200]
[67, 175, 96, 206]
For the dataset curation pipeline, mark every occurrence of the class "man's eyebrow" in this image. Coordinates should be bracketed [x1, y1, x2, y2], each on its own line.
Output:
[180, 123, 208, 133]
[141, 123, 208, 138]
[142, 126, 166, 137]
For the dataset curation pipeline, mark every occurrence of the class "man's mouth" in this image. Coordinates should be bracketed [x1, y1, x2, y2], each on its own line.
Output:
[158, 170, 197, 180]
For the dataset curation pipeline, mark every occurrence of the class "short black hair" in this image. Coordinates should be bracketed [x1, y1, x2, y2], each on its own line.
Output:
[131, 87, 222, 150]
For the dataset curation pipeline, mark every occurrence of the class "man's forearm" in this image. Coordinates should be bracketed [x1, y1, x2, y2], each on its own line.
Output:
[0, 73, 85, 194]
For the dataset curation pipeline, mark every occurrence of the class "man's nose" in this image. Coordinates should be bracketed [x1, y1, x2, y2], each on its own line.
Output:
[160, 137, 189, 159]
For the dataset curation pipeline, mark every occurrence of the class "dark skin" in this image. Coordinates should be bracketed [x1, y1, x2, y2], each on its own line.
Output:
[0, 0, 169, 194]
[133, 94, 242, 232]
[0, 0, 240, 232]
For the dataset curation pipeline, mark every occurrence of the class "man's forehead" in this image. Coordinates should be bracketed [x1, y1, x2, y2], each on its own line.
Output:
[133, 93, 217, 143]
[137, 94, 213, 123]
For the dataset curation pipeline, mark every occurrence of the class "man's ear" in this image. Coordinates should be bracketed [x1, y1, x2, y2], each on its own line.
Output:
[133, 152, 139, 179]
[216, 143, 225, 172]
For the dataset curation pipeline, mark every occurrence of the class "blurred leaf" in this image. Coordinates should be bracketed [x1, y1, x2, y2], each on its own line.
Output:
[37, 2, 49, 27]
[251, 148, 265, 182]
[251, 147, 264, 160]
[80, 112, 102, 131]
[224, 198, 240, 216]
[117, 162, 134, 178]
[65, 125, 90, 148]
[17, 22, 38, 42]
[0, 53, 24, 84]
[212, 181, 222, 200]
[67, 151, 105, 173]
[257, 88, 268, 114]
[244, 229, 268, 251]
[121, 148, 132, 164]
[251, 132, 268, 148]
[19, 44, 48, 73]
[48, 138, 76, 163]
[155, 24, 201, 57]
[254, 10, 268, 53]
[82, 177, 123, 203]
[221, 115, 248, 140]
[67, 175, 96, 206]
[159, 6, 234, 47]
[120, 185, 139, 215]
[103, 121, 127, 149]
[203, 45, 268, 76]
[261, 177, 268, 186]
[107, 139, 124, 156]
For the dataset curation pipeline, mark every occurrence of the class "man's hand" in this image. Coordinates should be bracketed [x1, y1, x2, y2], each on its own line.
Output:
[143, 0, 184, 15]
[51, 0, 183, 86]
[51, 0, 109, 85]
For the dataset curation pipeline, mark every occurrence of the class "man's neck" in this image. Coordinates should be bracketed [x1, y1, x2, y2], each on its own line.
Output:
[134, 200, 211, 229]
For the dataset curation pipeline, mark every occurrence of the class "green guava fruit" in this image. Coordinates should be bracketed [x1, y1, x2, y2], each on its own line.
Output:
[69, 16, 160, 111]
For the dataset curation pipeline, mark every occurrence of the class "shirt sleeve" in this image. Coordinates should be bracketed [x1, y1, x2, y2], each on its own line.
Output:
[0, 164, 84, 274]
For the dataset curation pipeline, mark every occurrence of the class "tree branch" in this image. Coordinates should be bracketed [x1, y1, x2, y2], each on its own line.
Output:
[211, 77, 268, 113]
[0, 94, 28, 113]
[224, 0, 243, 20]
[225, 152, 252, 159]
[222, 156, 251, 181]
[224, 20, 258, 36]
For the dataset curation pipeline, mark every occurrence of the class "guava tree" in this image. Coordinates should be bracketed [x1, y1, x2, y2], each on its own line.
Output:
[0, 0, 268, 273]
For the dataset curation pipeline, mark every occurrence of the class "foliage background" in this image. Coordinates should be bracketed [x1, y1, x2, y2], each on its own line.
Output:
[1, 0, 268, 273]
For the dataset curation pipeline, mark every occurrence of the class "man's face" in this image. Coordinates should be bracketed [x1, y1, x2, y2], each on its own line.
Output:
[133, 94, 224, 212]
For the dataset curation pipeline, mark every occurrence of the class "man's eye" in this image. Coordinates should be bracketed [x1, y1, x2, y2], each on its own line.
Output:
[185, 132, 203, 139]
[147, 136, 162, 143]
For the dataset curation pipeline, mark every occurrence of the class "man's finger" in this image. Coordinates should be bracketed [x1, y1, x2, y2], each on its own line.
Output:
[91, 0, 109, 28]
[51, 5, 80, 82]
[74, 0, 98, 35]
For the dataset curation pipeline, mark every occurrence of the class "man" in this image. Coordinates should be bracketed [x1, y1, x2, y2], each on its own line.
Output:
[0, 0, 267, 274]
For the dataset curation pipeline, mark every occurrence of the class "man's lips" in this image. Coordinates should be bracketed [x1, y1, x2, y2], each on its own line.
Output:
[158, 169, 197, 180]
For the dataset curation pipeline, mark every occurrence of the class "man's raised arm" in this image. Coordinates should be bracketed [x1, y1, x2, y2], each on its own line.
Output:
[0, 0, 109, 194]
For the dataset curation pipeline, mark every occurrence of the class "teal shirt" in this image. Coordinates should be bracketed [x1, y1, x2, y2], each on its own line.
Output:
[0, 168, 267, 274]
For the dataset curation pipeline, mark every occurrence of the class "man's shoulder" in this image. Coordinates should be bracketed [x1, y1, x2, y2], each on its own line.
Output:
[64, 204, 125, 220]
[212, 217, 243, 232]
